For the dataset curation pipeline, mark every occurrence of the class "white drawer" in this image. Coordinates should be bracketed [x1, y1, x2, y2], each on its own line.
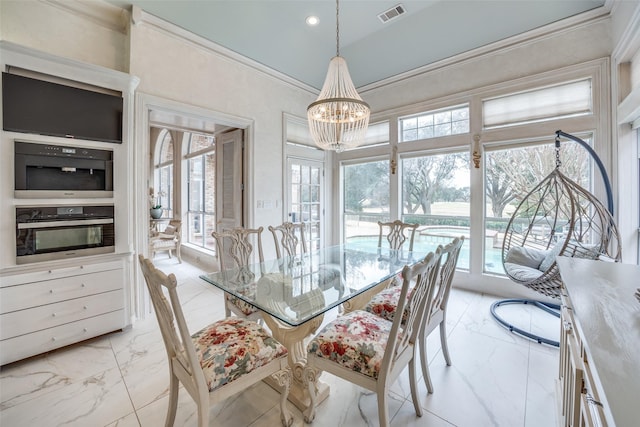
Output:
[0, 289, 124, 340]
[0, 310, 124, 366]
[0, 268, 123, 313]
[0, 260, 122, 288]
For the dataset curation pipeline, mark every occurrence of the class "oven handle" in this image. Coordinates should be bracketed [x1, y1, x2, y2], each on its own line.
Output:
[17, 218, 114, 229]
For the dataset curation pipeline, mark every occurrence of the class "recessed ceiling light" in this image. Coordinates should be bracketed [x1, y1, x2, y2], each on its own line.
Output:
[306, 16, 319, 26]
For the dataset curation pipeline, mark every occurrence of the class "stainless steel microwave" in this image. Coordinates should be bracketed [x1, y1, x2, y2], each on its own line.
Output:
[14, 141, 113, 198]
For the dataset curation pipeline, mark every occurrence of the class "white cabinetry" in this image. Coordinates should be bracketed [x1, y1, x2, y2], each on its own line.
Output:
[0, 42, 139, 365]
[557, 257, 640, 427]
[0, 259, 127, 365]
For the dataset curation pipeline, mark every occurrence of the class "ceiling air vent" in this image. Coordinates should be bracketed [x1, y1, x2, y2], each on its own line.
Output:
[378, 4, 406, 23]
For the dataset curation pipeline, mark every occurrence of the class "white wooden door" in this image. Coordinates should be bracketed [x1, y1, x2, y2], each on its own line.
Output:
[216, 129, 243, 234]
[287, 158, 324, 251]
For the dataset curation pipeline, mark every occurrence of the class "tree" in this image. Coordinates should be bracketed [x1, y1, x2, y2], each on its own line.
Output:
[486, 142, 589, 218]
[403, 153, 466, 214]
[344, 160, 389, 213]
[485, 151, 518, 218]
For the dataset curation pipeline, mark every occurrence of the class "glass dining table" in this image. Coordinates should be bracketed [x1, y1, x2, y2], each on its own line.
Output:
[200, 244, 423, 410]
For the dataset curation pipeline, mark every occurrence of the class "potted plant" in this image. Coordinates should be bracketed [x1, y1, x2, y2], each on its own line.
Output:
[149, 189, 165, 219]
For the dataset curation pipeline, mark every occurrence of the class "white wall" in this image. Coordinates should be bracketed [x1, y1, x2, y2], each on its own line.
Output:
[611, 0, 640, 264]
[127, 9, 317, 261]
[0, 0, 129, 73]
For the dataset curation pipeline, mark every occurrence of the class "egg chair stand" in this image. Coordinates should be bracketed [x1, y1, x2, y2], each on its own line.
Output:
[491, 130, 621, 347]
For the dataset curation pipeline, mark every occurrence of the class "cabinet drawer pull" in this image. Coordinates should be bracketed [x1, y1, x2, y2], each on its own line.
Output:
[51, 327, 89, 342]
[48, 283, 88, 294]
[52, 306, 89, 317]
[47, 265, 85, 275]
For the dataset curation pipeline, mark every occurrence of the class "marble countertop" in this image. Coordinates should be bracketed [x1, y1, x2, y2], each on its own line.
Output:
[557, 257, 640, 427]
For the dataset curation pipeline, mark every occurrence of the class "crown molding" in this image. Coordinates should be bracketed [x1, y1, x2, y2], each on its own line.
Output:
[41, 0, 129, 34]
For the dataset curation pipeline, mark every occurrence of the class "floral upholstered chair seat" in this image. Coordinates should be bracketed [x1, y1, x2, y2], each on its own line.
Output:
[225, 294, 260, 316]
[364, 284, 411, 324]
[192, 317, 288, 391]
[307, 310, 395, 379]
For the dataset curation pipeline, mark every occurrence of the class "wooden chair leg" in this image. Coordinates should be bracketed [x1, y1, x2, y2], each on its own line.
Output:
[197, 401, 209, 427]
[408, 357, 423, 417]
[419, 331, 434, 394]
[440, 320, 452, 366]
[224, 296, 232, 317]
[165, 372, 179, 427]
[376, 388, 390, 427]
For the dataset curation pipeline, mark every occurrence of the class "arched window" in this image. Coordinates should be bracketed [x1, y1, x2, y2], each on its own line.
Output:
[185, 133, 216, 250]
[153, 129, 174, 218]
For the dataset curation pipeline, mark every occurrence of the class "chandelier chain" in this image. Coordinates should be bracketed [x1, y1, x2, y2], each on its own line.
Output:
[336, 0, 340, 57]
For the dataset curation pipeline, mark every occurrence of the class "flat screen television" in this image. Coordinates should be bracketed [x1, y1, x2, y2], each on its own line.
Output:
[2, 72, 123, 143]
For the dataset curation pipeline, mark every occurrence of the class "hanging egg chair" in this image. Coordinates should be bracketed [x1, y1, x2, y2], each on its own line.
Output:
[492, 130, 621, 346]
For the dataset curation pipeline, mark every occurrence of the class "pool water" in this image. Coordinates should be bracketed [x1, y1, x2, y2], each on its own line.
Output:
[346, 234, 506, 275]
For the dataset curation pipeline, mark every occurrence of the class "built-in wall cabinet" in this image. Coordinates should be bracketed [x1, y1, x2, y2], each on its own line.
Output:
[0, 41, 139, 365]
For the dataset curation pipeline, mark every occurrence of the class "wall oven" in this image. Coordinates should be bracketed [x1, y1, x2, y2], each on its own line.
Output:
[16, 205, 115, 264]
[14, 140, 113, 198]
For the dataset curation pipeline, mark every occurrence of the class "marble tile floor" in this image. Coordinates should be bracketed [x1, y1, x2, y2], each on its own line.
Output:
[0, 257, 560, 427]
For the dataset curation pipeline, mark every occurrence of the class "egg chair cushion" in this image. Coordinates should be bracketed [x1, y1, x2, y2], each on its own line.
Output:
[539, 242, 564, 272]
[504, 262, 544, 282]
[504, 246, 548, 269]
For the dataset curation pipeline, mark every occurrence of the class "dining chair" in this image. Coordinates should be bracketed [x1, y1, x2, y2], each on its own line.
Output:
[268, 222, 307, 259]
[364, 236, 465, 393]
[341, 219, 419, 314]
[377, 219, 419, 251]
[211, 227, 264, 322]
[150, 219, 183, 263]
[137, 255, 293, 427]
[303, 249, 442, 427]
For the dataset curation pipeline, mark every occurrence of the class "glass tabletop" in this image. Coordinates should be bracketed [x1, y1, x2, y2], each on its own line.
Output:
[199, 244, 422, 326]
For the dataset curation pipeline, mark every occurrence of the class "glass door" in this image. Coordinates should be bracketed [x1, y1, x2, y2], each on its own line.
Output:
[287, 158, 323, 251]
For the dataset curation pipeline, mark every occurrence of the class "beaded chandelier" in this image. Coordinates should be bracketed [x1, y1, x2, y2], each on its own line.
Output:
[307, 0, 370, 152]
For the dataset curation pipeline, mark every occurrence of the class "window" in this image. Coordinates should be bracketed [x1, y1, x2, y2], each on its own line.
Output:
[343, 121, 390, 150]
[401, 151, 470, 269]
[186, 133, 216, 251]
[483, 79, 592, 129]
[399, 105, 469, 142]
[343, 160, 390, 243]
[484, 138, 591, 274]
[154, 130, 173, 218]
[336, 60, 606, 289]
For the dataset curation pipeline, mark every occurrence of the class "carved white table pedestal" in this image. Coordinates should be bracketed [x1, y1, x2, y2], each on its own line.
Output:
[262, 313, 329, 411]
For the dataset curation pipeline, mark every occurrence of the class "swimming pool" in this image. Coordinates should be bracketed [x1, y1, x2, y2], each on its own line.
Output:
[346, 228, 506, 274]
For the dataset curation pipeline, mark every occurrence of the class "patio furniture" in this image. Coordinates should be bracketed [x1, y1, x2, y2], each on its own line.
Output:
[149, 219, 182, 263]
[496, 131, 622, 346]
